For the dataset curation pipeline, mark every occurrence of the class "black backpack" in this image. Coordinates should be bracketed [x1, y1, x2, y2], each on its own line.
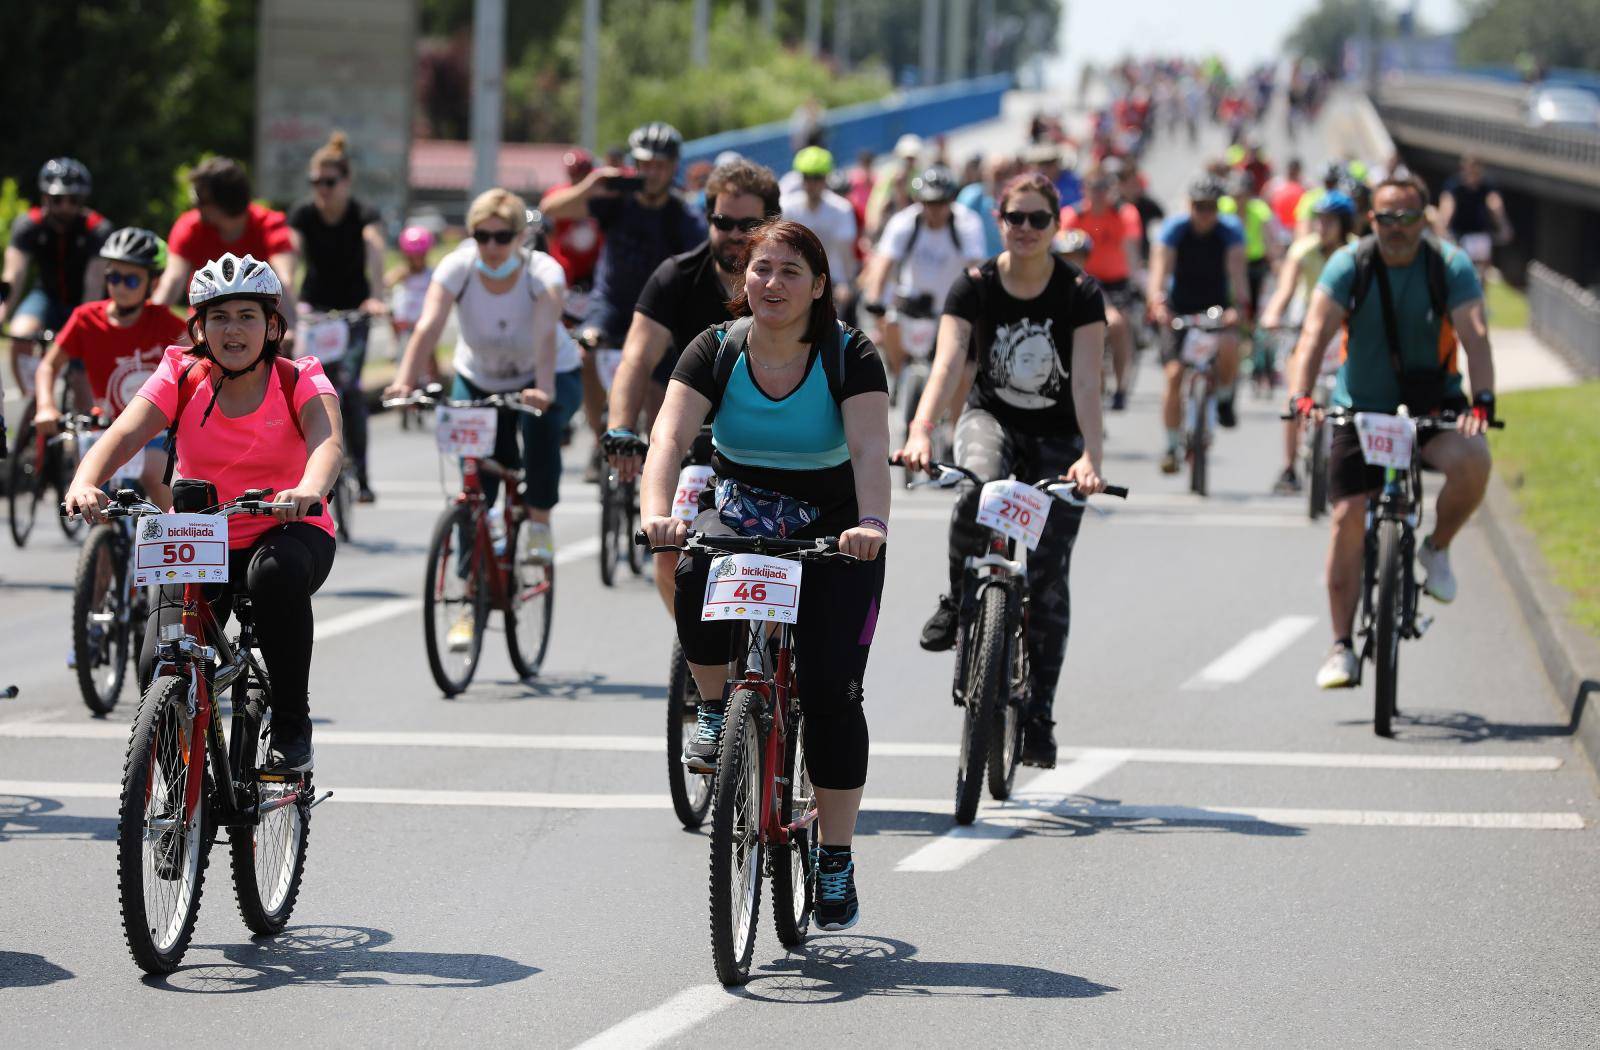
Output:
[705, 317, 855, 414]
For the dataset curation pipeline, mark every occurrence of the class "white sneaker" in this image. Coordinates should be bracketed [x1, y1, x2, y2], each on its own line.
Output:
[1315, 643, 1358, 689]
[1416, 539, 1457, 603]
[521, 521, 554, 564]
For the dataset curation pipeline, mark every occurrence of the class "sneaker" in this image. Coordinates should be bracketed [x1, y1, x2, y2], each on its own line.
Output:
[1417, 537, 1457, 603]
[1159, 449, 1180, 474]
[1021, 716, 1057, 768]
[681, 698, 725, 774]
[521, 521, 554, 565]
[1110, 390, 1128, 412]
[446, 609, 477, 652]
[814, 846, 860, 932]
[919, 594, 957, 652]
[1315, 642, 1359, 689]
[1273, 467, 1301, 495]
[357, 484, 376, 504]
[1217, 398, 1238, 428]
[266, 717, 314, 773]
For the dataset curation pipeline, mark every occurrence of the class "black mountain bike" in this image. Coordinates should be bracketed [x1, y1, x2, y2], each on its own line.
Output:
[915, 463, 1126, 824]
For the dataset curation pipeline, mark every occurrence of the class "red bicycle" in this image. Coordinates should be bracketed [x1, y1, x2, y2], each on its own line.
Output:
[386, 386, 553, 694]
[639, 529, 859, 986]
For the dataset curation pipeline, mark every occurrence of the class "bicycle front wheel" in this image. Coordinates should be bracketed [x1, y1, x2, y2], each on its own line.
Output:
[598, 475, 621, 588]
[770, 708, 814, 947]
[988, 638, 1025, 802]
[666, 640, 712, 828]
[1188, 379, 1210, 498]
[1373, 519, 1404, 737]
[332, 470, 353, 542]
[7, 422, 40, 548]
[1307, 418, 1328, 520]
[118, 674, 213, 974]
[505, 515, 555, 678]
[422, 504, 488, 696]
[229, 696, 311, 935]
[955, 586, 1008, 825]
[72, 524, 130, 715]
[708, 687, 764, 986]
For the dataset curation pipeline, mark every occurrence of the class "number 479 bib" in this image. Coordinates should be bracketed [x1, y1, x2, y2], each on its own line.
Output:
[975, 479, 1052, 551]
[133, 514, 229, 586]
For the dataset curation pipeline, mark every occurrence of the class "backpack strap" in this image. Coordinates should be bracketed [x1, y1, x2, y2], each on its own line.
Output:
[707, 317, 755, 415]
[822, 321, 849, 405]
[1348, 235, 1453, 380]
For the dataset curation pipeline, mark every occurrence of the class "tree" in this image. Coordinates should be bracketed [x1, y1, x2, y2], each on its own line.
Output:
[1456, 0, 1600, 72]
[1285, 0, 1396, 75]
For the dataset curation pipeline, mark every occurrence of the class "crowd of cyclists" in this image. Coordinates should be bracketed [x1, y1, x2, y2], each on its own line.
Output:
[2, 56, 1508, 943]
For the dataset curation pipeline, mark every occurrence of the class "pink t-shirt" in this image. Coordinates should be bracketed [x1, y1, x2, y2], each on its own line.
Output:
[136, 346, 338, 549]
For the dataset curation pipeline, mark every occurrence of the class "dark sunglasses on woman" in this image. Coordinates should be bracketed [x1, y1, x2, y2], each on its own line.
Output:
[472, 229, 517, 245]
[708, 214, 765, 233]
[308, 176, 342, 189]
[1001, 209, 1055, 230]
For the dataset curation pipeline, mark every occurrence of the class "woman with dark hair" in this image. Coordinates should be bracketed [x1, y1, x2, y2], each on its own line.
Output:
[896, 171, 1108, 769]
[639, 219, 890, 932]
[63, 253, 344, 773]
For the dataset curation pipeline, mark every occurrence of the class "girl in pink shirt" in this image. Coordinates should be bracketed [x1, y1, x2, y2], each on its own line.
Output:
[65, 253, 344, 772]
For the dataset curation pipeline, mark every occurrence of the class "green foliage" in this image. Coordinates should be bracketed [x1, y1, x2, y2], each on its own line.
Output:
[0, 179, 25, 239]
[1285, 0, 1396, 74]
[1456, 0, 1600, 71]
[0, 1, 257, 235]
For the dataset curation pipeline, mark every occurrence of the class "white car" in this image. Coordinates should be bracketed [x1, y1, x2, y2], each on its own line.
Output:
[1525, 86, 1600, 129]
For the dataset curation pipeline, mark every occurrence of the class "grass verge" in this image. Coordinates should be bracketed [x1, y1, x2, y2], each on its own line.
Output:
[1491, 382, 1600, 635]
[1485, 277, 1529, 329]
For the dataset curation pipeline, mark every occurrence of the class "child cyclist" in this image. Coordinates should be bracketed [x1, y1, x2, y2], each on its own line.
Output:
[385, 225, 436, 373]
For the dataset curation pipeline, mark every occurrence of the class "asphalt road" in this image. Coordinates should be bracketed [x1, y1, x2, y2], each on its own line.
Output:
[1, 107, 1596, 1049]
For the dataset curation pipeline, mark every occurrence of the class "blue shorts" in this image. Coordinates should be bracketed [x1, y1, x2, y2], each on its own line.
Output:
[15, 288, 73, 333]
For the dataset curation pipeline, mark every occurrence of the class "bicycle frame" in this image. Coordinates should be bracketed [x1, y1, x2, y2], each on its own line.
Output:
[448, 455, 524, 614]
[729, 617, 813, 849]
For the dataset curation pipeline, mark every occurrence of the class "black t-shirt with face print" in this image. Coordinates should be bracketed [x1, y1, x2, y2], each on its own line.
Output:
[942, 256, 1106, 438]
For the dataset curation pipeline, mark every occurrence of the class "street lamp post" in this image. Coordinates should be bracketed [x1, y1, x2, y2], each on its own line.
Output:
[470, 0, 504, 200]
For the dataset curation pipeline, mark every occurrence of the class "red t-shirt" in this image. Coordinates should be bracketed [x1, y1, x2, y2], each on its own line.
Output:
[1270, 179, 1306, 230]
[168, 202, 294, 269]
[543, 182, 603, 285]
[1059, 203, 1142, 284]
[56, 300, 189, 416]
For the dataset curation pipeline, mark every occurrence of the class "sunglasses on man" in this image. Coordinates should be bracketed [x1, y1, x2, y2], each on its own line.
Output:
[105, 272, 146, 289]
[308, 176, 343, 190]
[1373, 209, 1424, 227]
[708, 214, 765, 233]
[45, 194, 83, 207]
[1001, 209, 1055, 230]
[472, 229, 517, 245]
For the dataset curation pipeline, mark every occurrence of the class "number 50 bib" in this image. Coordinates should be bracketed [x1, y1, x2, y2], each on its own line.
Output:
[133, 514, 229, 586]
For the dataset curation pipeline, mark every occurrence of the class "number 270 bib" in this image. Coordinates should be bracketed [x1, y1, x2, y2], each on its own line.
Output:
[974, 479, 1052, 551]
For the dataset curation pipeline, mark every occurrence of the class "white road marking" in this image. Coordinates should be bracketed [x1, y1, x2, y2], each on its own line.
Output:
[0, 780, 1582, 830]
[895, 752, 1129, 872]
[0, 724, 1563, 772]
[569, 985, 739, 1050]
[1183, 615, 1319, 690]
[312, 536, 602, 640]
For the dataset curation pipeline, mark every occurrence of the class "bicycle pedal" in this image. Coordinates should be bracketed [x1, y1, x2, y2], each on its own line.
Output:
[1413, 614, 1434, 639]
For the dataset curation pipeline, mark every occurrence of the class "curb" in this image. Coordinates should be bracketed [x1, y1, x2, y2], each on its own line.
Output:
[1478, 476, 1600, 776]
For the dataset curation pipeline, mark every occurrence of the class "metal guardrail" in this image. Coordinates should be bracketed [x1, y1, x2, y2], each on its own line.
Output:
[1377, 104, 1600, 173]
[1527, 261, 1600, 379]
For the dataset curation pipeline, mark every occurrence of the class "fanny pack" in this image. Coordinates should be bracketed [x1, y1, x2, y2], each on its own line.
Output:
[715, 478, 818, 539]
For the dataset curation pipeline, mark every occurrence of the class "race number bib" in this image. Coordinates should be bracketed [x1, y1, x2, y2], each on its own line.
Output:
[295, 317, 350, 365]
[1353, 412, 1417, 469]
[974, 479, 1051, 551]
[702, 554, 802, 624]
[594, 348, 623, 392]
[672, 465, 714, 522]
[133, 514, 229, 586]
[434, 406, 498, 457]
[1181, 330, 1221, 367]
[901, 317, 938, 361]
[79, 430, 145, 483]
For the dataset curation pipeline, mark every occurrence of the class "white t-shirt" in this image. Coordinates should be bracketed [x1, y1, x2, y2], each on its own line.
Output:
[781, 189, 859, 285]
[390, 268, 432, 325]
[879, 202, 987, 303]
[431, 243, 580, 392]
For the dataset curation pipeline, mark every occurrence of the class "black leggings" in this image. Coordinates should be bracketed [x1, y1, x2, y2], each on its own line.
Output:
[949, 409, 1085, 721]
[674, 528, 885, 791]
[138, 523, 336, 726]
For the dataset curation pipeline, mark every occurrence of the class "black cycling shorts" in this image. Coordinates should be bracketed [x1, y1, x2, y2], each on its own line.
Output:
[1326, 397, 1467, 502]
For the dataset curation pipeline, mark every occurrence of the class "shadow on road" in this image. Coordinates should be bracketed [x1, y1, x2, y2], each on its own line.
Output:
[447, 673, 667, 704]
[0, 795, 117, 842]
[1341, 684, 1590, 743]
[0, 951, 75, 990]
[150, 925, 540, 993]
[742, 935, 1116, 1004]
[859, 794, 1303, 840]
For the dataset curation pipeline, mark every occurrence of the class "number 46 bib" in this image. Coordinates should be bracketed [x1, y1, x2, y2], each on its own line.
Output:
[702, 553, 801, 624]
[975, 479, 1052, 551]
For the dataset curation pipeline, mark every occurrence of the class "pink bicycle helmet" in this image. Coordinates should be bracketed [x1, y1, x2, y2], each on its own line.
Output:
[398, 225, 435, 256]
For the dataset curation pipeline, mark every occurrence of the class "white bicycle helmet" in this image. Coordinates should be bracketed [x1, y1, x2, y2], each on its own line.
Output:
[188, 252, 282, 309]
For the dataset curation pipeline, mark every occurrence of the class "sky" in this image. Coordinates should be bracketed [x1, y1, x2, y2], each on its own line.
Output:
[1049, 0, 1468, 84]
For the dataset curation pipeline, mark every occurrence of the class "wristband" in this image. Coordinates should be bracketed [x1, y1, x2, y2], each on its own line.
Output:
[857, 516, 888, 535]
[1471, 391, 1495, 424]
[911, 418, 935, 435]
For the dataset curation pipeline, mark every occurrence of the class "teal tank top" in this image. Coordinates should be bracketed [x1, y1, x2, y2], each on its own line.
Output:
[712, 347, 849, 471]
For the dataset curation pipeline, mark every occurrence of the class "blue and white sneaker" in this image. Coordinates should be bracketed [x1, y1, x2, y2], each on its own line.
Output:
[681, 699, 724, 774]
[814, 845, 860, 931]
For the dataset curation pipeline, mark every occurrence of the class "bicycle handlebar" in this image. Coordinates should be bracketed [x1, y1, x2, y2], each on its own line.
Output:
[1170, 308, 1232, 333]
[903, 460, 1129, 502]
[633, 529, 860, 562]
[62, 487, 323, 522]
[381, 386, 543, 417]
[1282, 407, 1505, 430]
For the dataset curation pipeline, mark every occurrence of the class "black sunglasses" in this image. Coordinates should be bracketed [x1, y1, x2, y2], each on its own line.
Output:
[1001, 209, 1055, 230]
[709, 214, 765, 233]
[1373, 209, 1424, 227]
[46, 194, 82, 207]
[308, 176, 343, 189]
[472, 229, 517, 245]
[105, 271, 145, 288]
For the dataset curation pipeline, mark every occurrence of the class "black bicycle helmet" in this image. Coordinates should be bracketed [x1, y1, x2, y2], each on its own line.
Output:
[1187, 174, 1226, 202]
[913, 165, 959, 203]
[628, 122, 683, 162]
[1320, 160, 1345, 187]
[39, 157, 91, 197]
[100, 227, 167, 271]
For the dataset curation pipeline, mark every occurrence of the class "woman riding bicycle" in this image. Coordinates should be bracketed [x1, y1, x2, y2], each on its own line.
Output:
[63, 253, 344, 772]
[385, 189, 582, 584]
[289, 131, 388, 503]
[896, 171, 1108, 769]
[640, 219, 890, 932]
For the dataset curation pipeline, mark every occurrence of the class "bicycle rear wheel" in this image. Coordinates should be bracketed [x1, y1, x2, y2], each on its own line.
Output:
[624, 482, 645, 576]
[708, 687, 764, 986]
[1187, 378, 1210, 498]
[598, 474, 621, 587]
[7, 421, 40, 548]
[955, 586, 1007, 825]
[1307, 418, 1328, 519]
[53, 437, 82, 540]
[988, 631, 1025, 801]
[770, 707, 815, 947]
[422, 504, 488, 696]
[229, 696, 311, 935]
[505, 515, 555, 678]
[72, 524, 130, 715]
[118, 674, 212, 974]
[1373, 520, 1404, 737]
[666, 640, 712, 828]
[332, 470, 353, 542]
